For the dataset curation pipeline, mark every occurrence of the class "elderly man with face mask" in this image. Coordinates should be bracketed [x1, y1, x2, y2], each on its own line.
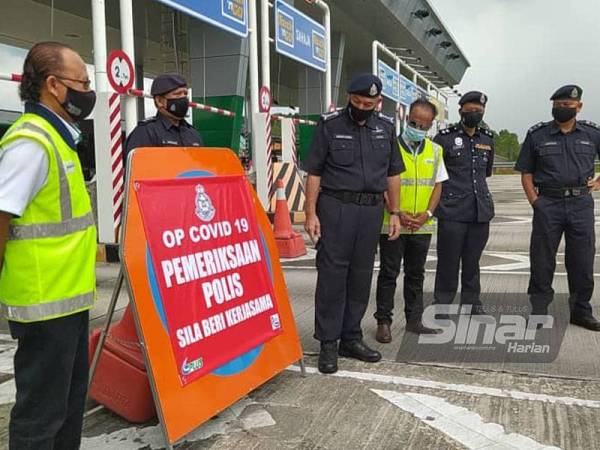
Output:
[125, 73, 203, 156]
[0, 41, 97, 449]
[374, 99, 448, 342]
[304, 73, 404, 374]
[515, 84, 600, 331]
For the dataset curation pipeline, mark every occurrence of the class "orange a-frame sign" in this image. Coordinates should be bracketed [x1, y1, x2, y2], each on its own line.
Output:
[120, 147, 303, 445]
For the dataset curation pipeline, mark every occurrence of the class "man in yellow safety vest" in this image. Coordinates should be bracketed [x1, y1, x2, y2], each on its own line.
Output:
[0, 42, 97, 449]
[375, 99, 448, 342]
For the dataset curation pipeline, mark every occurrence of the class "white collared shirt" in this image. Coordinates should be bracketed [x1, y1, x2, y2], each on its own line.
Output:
[0, 104, 79, 217]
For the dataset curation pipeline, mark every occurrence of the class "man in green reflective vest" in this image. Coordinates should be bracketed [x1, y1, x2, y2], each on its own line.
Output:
[0, 42, 97, 449]
[374, 99, 448, 342]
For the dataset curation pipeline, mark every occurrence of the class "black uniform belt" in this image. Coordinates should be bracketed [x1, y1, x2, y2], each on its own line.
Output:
[320, 188, 383, 205]
[537, 186, 590, 198]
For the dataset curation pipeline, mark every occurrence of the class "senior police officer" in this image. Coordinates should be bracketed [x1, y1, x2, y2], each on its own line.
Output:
[305, 73, 404, 374]
[124, 73, 203, 156]
[0, 41, 97, 449]
[515, 85, 600, 331]
[432, 91, 495, 314]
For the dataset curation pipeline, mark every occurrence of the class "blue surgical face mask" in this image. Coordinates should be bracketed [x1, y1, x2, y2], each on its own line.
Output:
[403, 124, 427, 143]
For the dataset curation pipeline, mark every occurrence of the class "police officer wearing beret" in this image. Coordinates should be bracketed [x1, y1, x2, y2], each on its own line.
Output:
[515, 85, 600, 331]
[305, 73, 404, 374]
[124, 73, 203, 156]
[432, 91, 495, 314]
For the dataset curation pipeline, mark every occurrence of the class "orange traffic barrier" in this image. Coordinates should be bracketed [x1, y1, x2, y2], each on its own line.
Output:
[88, 305, 155, 422]
[273, 179, 307, 258]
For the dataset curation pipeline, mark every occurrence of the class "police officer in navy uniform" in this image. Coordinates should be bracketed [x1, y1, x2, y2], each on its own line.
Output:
[515, 85, 600, 331]
[304, 74, 404, 374]
[432, 91, 494, 313]
[124, 73, 203, 156]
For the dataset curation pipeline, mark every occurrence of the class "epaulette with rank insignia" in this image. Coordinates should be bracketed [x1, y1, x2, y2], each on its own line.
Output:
[321, 110, 341, 122]
[527, 121, 547, 134]
[579, 120, 600, 130]
[479, 127, 494, 138]
[376, 112, 394, 125]
[439, 124, 458, 135]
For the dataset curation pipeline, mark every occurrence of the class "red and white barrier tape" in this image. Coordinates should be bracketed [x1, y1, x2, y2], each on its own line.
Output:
[108, 93, 124, 230]
[127, 88, 236, 117]
[0, 75, 236, 118]
[272, 115, 317, 126]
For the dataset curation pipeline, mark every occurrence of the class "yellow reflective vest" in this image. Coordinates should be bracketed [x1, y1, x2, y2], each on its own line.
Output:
[0, 112, 96, 322]
[383, 138, 443, 235]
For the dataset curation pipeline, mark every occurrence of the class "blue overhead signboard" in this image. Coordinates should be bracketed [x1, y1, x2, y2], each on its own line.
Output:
[274, 0, 327, 72]
[377, 60, 400, 103]
[399, 75, 420, 106]
[154, 0, 248, 37]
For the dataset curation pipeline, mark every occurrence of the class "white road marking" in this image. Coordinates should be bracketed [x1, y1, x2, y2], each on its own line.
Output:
[481, 253, 530, 271]
[287, 366, 600, 409]
[372, 389, 561, 450]
[80, 396, 275, 449]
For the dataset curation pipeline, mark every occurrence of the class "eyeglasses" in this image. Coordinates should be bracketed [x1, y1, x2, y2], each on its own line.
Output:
[408, 120, 431, 131]
[52, 75, 92, 90]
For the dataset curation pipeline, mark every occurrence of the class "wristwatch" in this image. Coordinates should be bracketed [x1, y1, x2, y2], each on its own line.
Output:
[390, 210, 402, 217]
[426, 210, 433, 218]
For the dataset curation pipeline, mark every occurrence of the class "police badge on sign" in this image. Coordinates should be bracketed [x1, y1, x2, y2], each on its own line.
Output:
[194, 185, 216, 222]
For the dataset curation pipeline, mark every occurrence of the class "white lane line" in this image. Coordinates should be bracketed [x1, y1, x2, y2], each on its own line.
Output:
[372, 389, 561, 450]
[482, 253, 530, 271]
[81, 396, 275, 449]
[287, 366, 600, 409]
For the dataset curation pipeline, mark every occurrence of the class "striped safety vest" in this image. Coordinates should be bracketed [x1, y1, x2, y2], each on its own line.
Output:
[382, 138, 443, 235]
[0, 113, 96, 322]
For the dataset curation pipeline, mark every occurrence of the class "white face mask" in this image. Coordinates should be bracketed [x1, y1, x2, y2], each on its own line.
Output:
[403, 124, 427, 143]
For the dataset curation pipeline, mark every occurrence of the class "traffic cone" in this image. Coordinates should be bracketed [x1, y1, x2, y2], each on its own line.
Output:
[88, 304, 156, 422]
[273, 179, 307, 258]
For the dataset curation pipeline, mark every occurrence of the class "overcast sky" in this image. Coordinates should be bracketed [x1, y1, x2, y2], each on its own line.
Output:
[429, 0, 600, 140]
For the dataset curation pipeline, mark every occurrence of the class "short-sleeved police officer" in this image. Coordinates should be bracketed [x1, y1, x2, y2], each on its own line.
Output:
[515, 85, 600, 331]
[304, 74, 404, 374]
[124, 73, 203, 157]
[433, 91, 495, 313]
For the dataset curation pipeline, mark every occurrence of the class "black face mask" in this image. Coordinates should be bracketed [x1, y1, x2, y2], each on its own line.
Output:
[552, 107, 577, 123]
[348, 102, 375, 123]
[461, 111, 484, 128]
[166, 97, 190, 119]
[61, 86, 96, 121]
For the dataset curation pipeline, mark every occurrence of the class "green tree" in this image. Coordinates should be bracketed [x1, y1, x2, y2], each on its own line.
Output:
[493, 129, 520, 161]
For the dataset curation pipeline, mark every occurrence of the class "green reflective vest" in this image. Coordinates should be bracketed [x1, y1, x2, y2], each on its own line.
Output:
[383, 138, 443, 235]
[0, 113, 96, 322]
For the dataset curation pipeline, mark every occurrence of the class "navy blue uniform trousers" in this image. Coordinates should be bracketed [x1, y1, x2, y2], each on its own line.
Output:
[434, 219, 490, 307]
[8, 310, 89, 450]
[314, 193, 384, 342]
[529, 194, 595, 317]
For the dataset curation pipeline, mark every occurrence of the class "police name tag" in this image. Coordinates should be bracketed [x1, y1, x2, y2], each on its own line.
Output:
[475, 144, 492, 151]
[333, 134, 354, 140]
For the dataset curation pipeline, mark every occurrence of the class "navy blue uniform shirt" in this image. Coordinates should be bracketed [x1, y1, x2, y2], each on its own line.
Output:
[306, 107, 405, 193]
[515, 120, 600, 187]
[433, 124, 495, 223]
[124, 113, 203, 157]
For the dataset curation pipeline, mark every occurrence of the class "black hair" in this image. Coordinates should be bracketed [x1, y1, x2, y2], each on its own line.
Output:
[409, 98, 438, 119]
[19, 41, 73, 103]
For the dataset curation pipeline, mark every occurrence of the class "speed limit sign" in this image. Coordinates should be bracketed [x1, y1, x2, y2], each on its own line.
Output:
[106, 50, 135, 94]
[259, 86, 272, 113]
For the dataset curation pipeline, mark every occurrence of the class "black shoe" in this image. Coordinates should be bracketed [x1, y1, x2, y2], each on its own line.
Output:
[570, 315, 600, 331]
[406, 321, 442, 335]
[318, 341, 338, 374]
[339, 340, 381, 363]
